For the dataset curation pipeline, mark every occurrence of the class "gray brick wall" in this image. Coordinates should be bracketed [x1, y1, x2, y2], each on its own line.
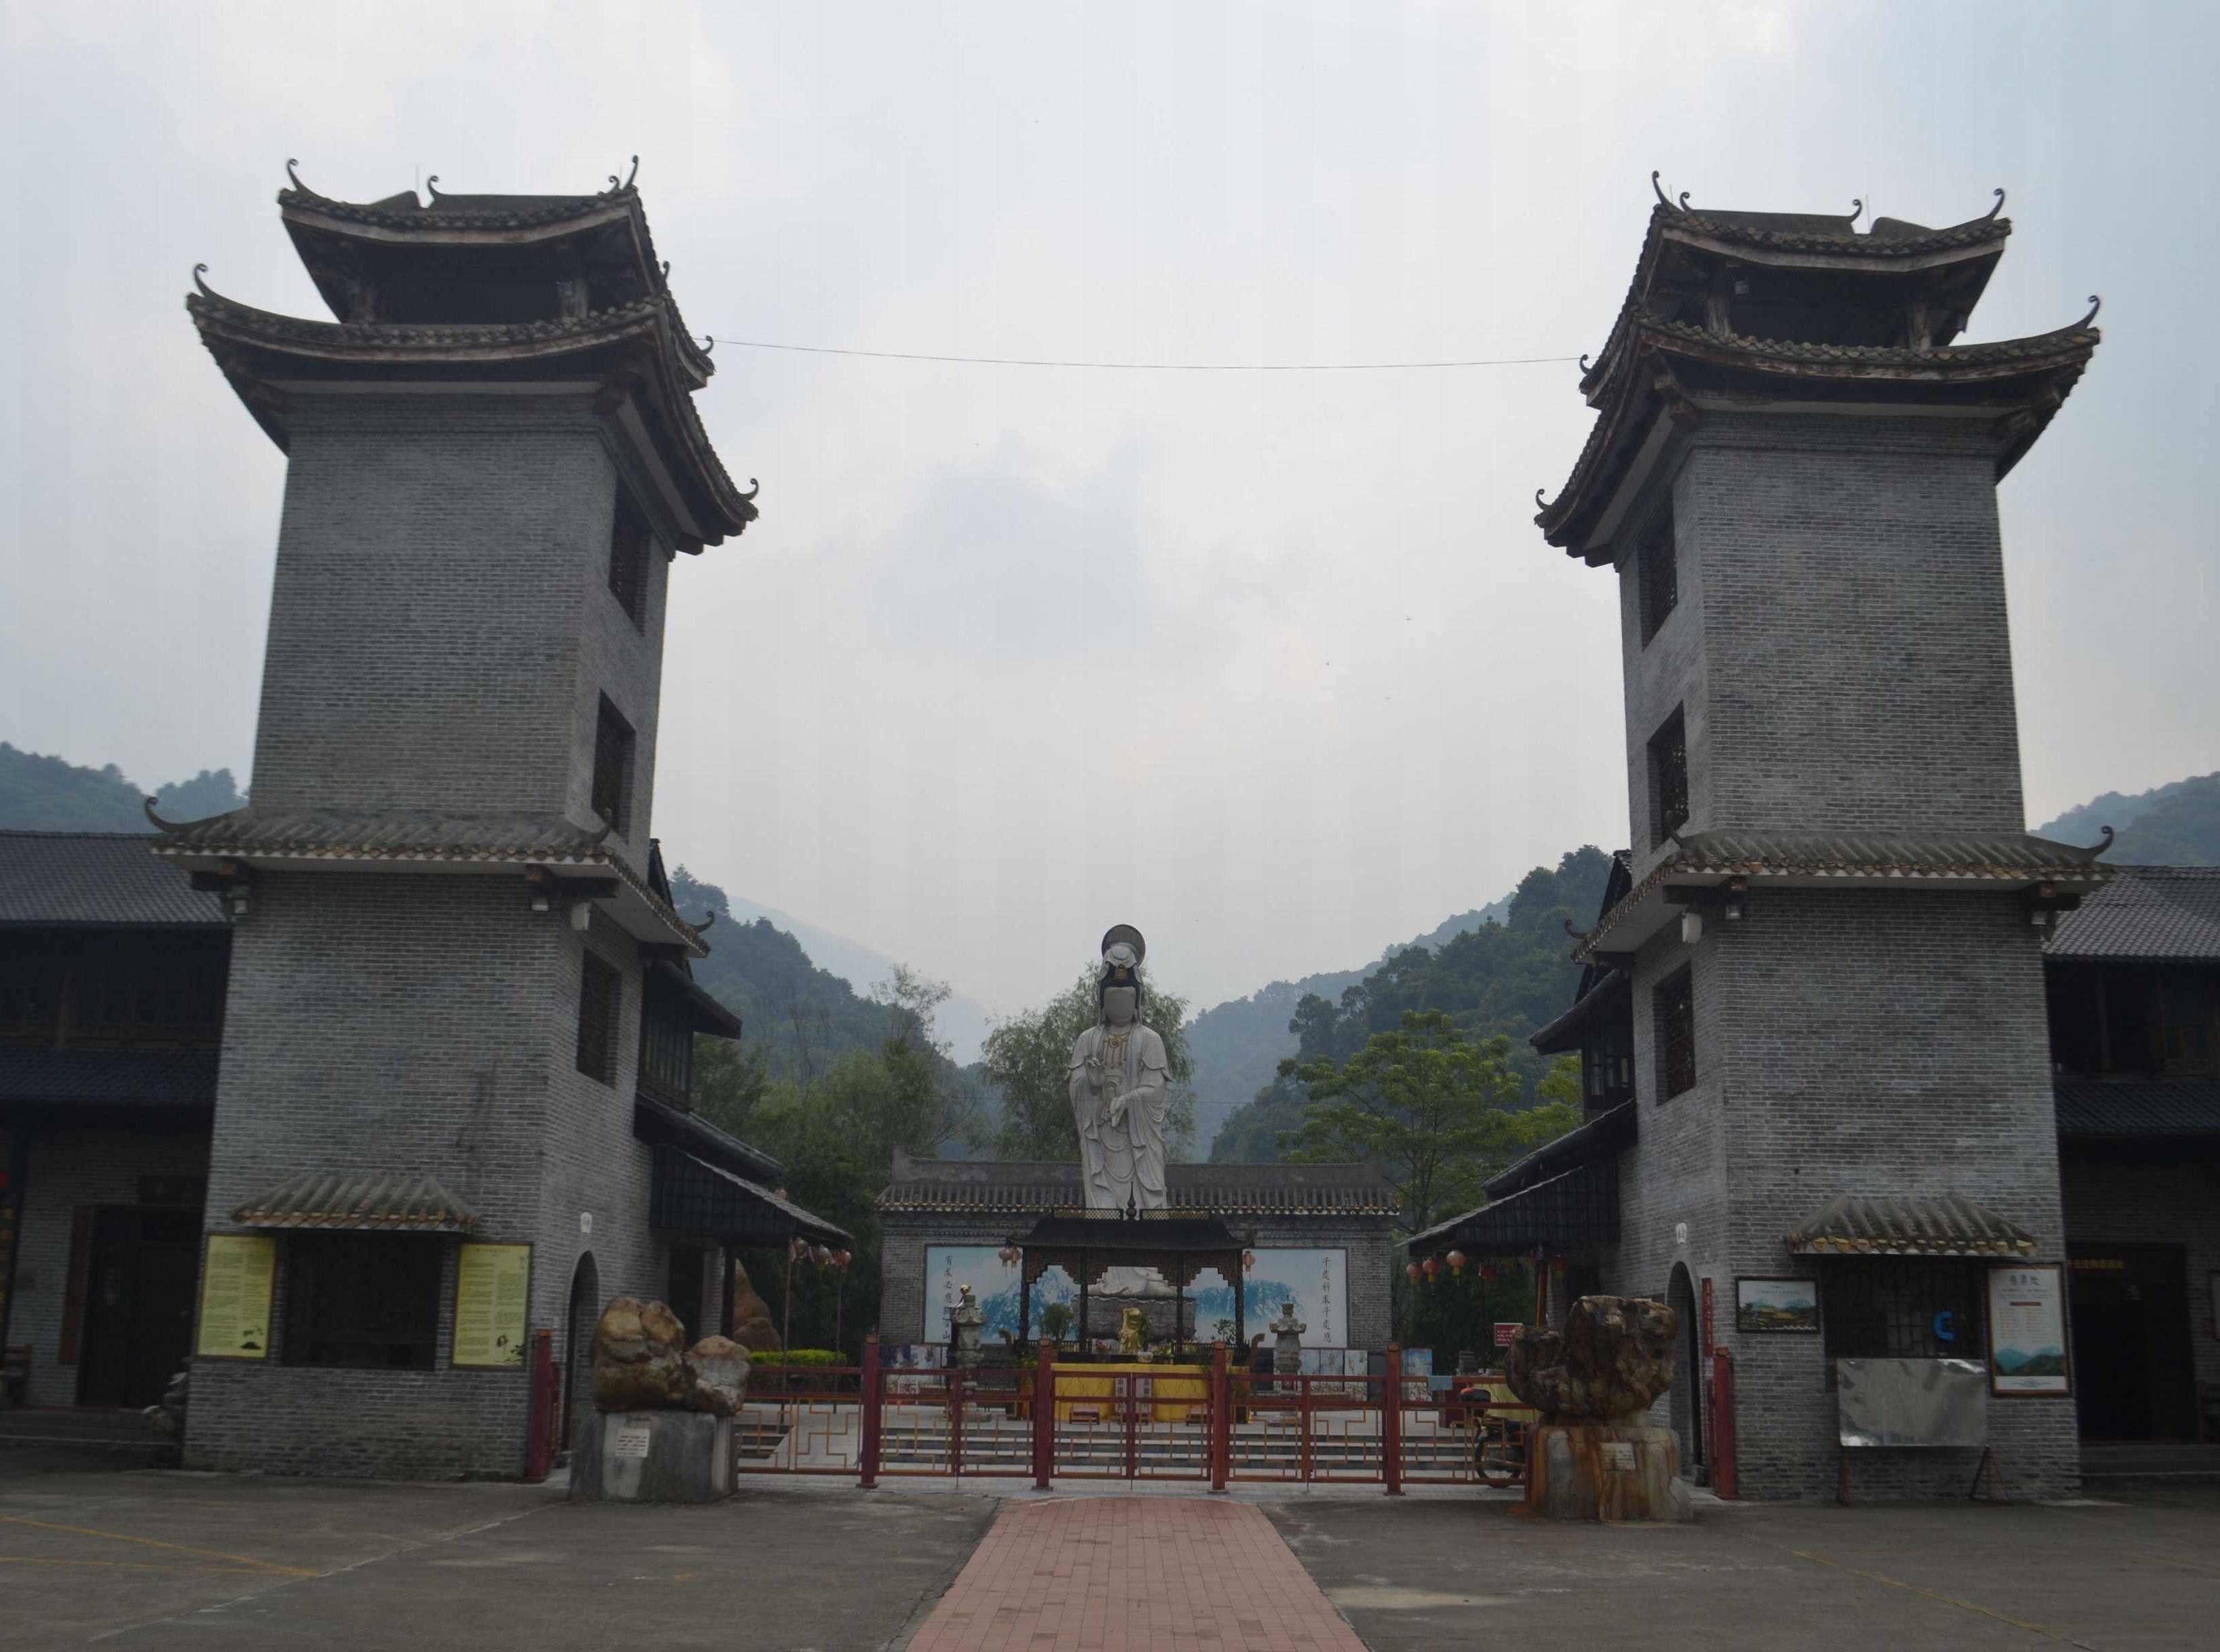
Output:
[1619, 416, 2026, 880]
[1601, 890, 2076, 1500]
[185, 875, 672, 1477]
[246, 397, 672, 864]
[7, 1126, 209, 1408]
[879, 1213, 1398, 1351]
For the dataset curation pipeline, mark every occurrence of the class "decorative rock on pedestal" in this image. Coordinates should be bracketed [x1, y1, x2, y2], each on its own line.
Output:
[572, 1410, 734, 1504]
[572, 1298, 750, 1503]
[1505, 1296, 1690, 1522]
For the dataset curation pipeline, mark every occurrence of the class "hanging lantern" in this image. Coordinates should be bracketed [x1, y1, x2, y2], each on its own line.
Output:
[1422, 1257, 1440, 1282]
[812, 1244, 833, 1267]
[1445, 1248, 1467, 1275]
[834, 1249, 852, 1270]
[1405, 1262, 1422, 1283]
[789, 1236, 810, 1263]
[1241, 1250, 1257, 1273]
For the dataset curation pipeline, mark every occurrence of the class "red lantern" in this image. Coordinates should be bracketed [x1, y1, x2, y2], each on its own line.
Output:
[1405, 1262, 1422, 1283]
[1445, 1248, 1467, 1276]
[813, 1244, 833, 1267]
[1422, 1257, 1440, 1282]
[1241, 1250, 1257, 1273]
[835, 1249, 853, 1270]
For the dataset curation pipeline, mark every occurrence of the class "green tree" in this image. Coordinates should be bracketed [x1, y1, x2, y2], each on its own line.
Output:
[1282, 1010, 1579, 1234]
[1536, 1052, 1583, 1113]
[981, 966, 1197, 1162]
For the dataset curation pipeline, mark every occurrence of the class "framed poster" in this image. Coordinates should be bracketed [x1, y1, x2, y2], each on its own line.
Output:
[1735, 1277, 1820, 1333]
[1986, 1263, 2071, 1396]
[196, 1234, 276, 1360]
[452, 1242, 532, 1369]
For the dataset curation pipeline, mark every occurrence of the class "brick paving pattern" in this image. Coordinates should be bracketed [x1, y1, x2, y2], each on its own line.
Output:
[905, 1495, 1369, 1651]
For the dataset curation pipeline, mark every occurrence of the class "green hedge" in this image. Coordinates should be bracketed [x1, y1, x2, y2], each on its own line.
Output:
[754, 1348, 840, 1367]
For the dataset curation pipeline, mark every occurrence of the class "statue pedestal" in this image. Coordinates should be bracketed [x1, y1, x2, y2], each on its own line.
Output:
[1525, 1423, 1692, 1522]
[571, 1411, 733, 1504]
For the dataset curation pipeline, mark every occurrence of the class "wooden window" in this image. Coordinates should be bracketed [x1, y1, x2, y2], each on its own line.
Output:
[1582, 1013, 1633, 1107]
[607, 486, 651, 627]
[591, 694, 635, 837]
[1648, 707, 1689, 847]
[1639, 511, 1678, 644]
[282, 1234, 442, 1370]
[0, 954, 58, 1045]
[1654, 967, 1696, 1100]
[637, 985, 693, 1104]
[2160, 972, 2217, 1075]
[577, 952, 622, 1085]
[1822, 1261, 1984, 1360]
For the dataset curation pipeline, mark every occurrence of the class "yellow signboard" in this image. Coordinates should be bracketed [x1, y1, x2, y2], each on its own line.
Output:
[196, 1234, 276, 1360]
[453, 1242, 531, 1369]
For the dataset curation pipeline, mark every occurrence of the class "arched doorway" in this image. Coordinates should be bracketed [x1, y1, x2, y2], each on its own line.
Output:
[1666, 1264, 1704, 1481]
[561, 1252, 600, 1456]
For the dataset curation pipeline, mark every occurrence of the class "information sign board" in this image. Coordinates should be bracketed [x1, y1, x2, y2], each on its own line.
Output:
[196, 1234, 276, 1360]
[453, 1242, 532, 1369]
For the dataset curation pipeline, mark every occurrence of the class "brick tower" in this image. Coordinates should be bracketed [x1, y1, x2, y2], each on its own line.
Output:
[1532, 184, 2107, 1499]
[156, 164, 773, 1476]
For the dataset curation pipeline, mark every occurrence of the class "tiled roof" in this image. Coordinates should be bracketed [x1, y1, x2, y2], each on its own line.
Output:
[1575, 829, 2111, 961]
[2046, 866, 2220, 962]
[1786, 1193, 2037, 1258]
[1484, 1100, 1636, 1199]
[281, 186, 624, 231]
[232, 1169, 481, 1233]
[878, 1151, 1398, 1217]
[1643, 316, 2099, 371]
[0, 831, 227, 928]
[2055, 1080, 2220, 1137]
[148, 806, 705, 954]
[0, 1047, 220, 1107]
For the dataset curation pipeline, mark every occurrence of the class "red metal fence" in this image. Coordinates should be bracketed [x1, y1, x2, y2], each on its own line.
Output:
[734, 1338, 1489, 1491]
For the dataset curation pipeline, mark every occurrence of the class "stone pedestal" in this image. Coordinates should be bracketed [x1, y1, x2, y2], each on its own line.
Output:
[1527, 1423, 1692, 1522]
[571, 1410, 733, 1504]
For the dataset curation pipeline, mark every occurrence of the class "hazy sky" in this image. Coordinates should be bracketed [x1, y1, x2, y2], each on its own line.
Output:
[4, 2, 2215, 1017]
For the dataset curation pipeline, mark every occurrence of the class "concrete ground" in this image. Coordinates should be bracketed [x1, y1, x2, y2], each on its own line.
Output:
[5, 1439, 2216, 1650]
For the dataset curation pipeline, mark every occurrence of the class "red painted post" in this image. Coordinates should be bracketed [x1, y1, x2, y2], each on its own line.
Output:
[1122, 1374, 1139, 1480]
[1707, 1350, 1737, 1499]
[524, 1329, 555, 1483]
[1382, 1343, 1404, 1496]
[859, 1334, 882, 1489]
[1210, 1342, 1230, 1493]
[1033, 1336, 1054, 1491]
[949, 1367, 966, 1479]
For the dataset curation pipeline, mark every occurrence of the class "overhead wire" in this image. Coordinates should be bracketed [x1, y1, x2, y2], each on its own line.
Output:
[705, 335, 1580, 372]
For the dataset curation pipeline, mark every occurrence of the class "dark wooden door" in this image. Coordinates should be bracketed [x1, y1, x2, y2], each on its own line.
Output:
[77, 1208, 200, 1407]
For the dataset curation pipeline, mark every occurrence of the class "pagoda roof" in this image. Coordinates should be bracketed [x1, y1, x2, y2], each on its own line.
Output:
[277, 162, 670, 318]
[186, 281, 755, 546]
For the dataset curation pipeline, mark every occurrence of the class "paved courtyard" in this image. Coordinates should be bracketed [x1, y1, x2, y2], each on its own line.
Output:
[3, 1441, 2215, 1649]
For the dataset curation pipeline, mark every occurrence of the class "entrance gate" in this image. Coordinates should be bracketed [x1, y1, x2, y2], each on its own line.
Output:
[732, 1337, 1486, 1489]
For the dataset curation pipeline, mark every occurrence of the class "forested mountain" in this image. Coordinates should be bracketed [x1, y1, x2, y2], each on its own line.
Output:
[0, 743, 245, 831]
[1210, 848, 1611, 1163]
[668, 866, 904, 1081]
[2041, 772, 2220, 867]
[1184, 895, 1513, 1150]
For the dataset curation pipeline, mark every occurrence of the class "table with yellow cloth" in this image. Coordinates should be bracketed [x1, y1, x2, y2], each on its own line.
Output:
[1050, 1362, 1210, 1424]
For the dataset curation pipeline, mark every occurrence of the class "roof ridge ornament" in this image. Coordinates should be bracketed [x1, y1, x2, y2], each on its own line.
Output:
[1534, 487, 1548, 512]
[1849, 198, 1863, 222]
[1984, 187, 2007, 221]
[1579, 352, 1594, 374]
[740, 478, 759, 501]
[2078, 294, 2101, 328]
[425, 173, 446, 203]
[284, 157, 312, 195]
[142, 795, 237, 832]
[191, 263, 219, 299]
[605, 155, 641, 196]
[1650, 170, 1689, 214]
[2070, 824, 2115, 859]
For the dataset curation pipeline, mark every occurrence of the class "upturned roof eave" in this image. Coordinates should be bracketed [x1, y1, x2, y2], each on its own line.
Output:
[186, 290, 755, 543]
[1538, 319, 2099, 555]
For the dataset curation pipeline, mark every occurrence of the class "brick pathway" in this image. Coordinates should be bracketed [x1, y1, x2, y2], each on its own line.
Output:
[904, 1495, 1370, 1651]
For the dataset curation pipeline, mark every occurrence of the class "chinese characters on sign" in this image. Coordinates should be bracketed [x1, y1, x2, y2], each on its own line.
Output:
[453, 1242, 531, 1368]
[1987, 1263, 2071, 1396]
[196, 1234, 275, 1359]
